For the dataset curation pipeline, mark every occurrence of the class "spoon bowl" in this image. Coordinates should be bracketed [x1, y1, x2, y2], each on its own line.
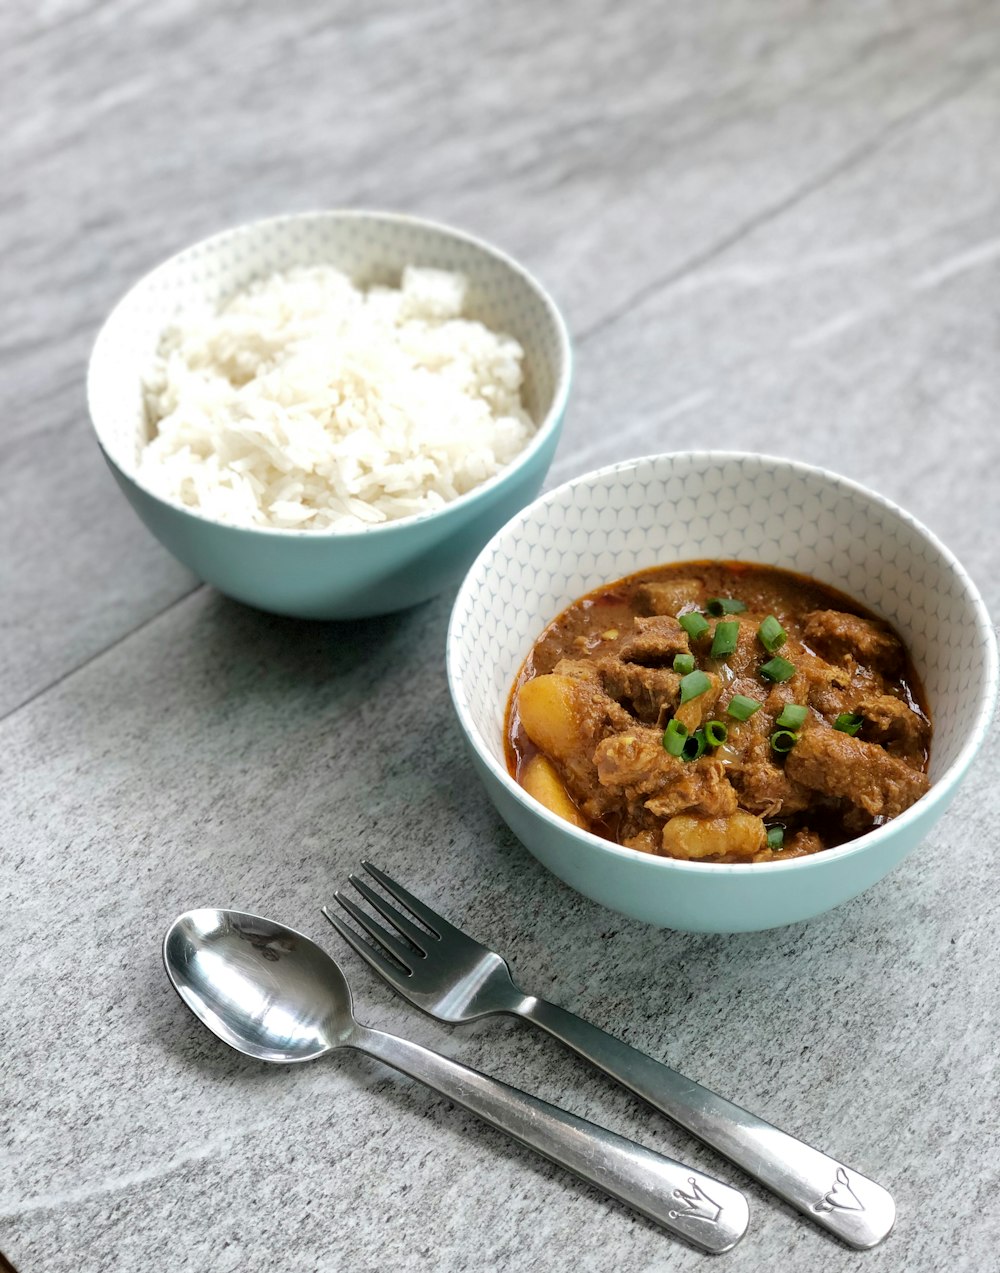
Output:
[164, 908, 356, 1062]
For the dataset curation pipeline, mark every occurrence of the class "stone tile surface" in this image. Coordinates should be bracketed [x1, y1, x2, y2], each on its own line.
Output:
[2, 1, 999, 1270]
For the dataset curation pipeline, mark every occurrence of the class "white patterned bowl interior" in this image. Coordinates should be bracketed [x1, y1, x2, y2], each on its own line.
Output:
[87, 211, 571, 619]
[448, 452, 998, 932]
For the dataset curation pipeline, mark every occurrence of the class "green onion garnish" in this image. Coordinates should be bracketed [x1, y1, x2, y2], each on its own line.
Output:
[834, 712, 864, 736]
[704, 720, 729, 748]
[766, 826, 785, 849]
[663, 718, 689, 756]
[679, 669, 712, 703]
[726, 694, 762, 721]
[672, 652, 695, 675]
[760, 655, 795, 683]
[682, 728, 708, 762]
[775, 703, 808, 730]
[758, 615, 787, 653]
[678, 611, 710, 641]
[707, 597, 747, 616]
[770, 729, 799, 754]
[710, 620, 740, 659]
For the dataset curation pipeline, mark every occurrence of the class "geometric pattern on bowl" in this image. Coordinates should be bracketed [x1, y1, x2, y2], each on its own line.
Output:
[89, 210, 567, 496]
[449, 451, 998, 860]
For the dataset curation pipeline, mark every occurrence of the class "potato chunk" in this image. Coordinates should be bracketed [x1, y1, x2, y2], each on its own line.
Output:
[516, 675, 583, 761]
[660, 811, 767, 861]
[521, 755, 589, 829]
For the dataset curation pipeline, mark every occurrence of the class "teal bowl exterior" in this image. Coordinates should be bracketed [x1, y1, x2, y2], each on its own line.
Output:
[87, 211, 571, 619]
[468, 747, 965, 933]
[448, 452, 998, 933]
[101, 420, 563, 619]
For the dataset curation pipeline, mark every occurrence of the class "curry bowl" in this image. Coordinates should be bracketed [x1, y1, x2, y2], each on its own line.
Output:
[447, 452, 997, 932]
[87, 211, 571, 619]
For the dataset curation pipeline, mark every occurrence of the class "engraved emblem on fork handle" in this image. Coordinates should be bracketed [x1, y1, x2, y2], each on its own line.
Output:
[668, 1177, 724, 1224]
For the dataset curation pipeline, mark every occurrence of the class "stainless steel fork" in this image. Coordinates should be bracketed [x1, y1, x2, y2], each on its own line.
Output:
[323, 862, 895, 1250]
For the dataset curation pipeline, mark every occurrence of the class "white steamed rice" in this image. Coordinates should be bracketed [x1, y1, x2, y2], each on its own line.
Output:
[138, 264, 536, 530]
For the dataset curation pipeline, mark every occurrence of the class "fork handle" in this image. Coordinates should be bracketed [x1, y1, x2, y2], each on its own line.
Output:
[516, 996, 893, 1250]
[350, 1025, 748, 1253]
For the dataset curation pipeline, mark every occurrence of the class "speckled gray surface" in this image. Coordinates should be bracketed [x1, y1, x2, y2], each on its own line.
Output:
[2, 2, 1000, 1270]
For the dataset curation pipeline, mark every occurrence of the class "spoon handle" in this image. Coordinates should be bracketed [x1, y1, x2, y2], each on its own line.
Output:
[351, 1026, 748, 1253]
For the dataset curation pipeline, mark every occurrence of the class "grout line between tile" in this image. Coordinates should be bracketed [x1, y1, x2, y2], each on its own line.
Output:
[576, 60, 998, 347]
[0, 582, 205, 727]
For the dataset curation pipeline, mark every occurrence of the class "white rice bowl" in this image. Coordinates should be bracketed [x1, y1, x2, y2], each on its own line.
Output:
[138, 264, 536, 531]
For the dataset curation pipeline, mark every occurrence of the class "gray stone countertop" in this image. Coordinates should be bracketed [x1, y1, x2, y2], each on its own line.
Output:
[2, 2, 999, 1270]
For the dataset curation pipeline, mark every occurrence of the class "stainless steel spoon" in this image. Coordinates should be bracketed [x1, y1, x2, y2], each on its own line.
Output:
[163, 909, 749, 1253]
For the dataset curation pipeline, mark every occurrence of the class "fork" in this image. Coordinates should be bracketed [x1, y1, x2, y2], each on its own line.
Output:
[323, 862, 896, 1251]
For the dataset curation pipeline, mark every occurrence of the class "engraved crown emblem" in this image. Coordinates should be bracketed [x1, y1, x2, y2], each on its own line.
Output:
[814, 1167, 865, 1213]
[668, 1176, 723, 1224]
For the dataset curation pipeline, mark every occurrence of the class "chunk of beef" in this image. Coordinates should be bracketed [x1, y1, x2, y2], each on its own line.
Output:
[716, 674, 766, 718]
[781, 651, 928, 758]
[634, 579, 702, 616]
[616, 615, 690, 666]
[842, 804, 878, 835]
[854, 691, 930, 759]
[796, 657, 856, 716]
[786, 827, 825, 855]
[731, 757, 812, 818]
[622, 829, 660, 855]
[721, 694, 813, 817]
[617, 803, 667, 844]
[595, 733, 737, 821]
[645, 757, 738, 819]
[593, 729, 682, 799]
[708, 617, 760, 680]
[785, 725, 929, 819]
[802, 610, 903, 675]
[791, 653, 889, 723]
[596, 657, 679, 725]
[751, 828, 824, 862]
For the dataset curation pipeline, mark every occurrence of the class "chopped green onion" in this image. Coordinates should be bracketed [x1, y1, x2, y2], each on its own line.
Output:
[758, 615, 787, 653]
[776, 703, 808, 730]
[726, 694, 762, 721]
[770, 729, 799, 754]
[682, 728, 708, 762]
[663, 718, 689, 756]
[760, 655, 796, 683]
[766, 826, 785, 849]
[707, 597, 747, 616]
[672, 652, 695, 675]
[834, 712, 864, 736]
[678, 611, 710, 641]
[679, 669, 712, 703]
[705, 720, 729, 748]
[710, 620, 740, 659]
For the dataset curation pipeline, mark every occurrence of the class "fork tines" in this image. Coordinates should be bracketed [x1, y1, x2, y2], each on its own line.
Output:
[322, 861, 445, 979]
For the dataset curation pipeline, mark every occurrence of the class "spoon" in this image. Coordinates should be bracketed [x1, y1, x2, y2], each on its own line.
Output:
[163, 908, 749, 1253]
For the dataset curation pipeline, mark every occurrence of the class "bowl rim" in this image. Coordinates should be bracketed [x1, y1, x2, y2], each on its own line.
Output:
[86, 208, 573, 540]
[447, 449, 999, 875]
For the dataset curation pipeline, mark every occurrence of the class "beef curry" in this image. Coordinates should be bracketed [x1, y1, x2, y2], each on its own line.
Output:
[505, 562, 931, 863]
